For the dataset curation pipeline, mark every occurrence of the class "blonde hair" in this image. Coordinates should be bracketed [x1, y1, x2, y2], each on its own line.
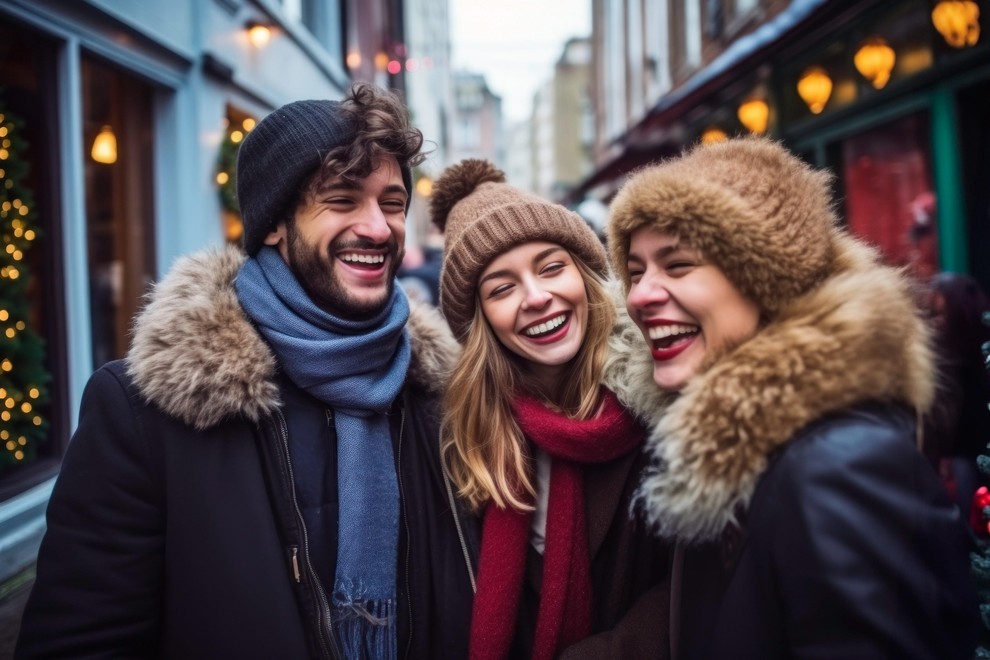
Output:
[442, 256, 615, 513]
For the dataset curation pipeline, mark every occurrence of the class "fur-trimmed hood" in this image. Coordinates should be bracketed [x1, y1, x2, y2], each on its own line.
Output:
[126, 246, 459, 431]
[615, 233, 935, 544]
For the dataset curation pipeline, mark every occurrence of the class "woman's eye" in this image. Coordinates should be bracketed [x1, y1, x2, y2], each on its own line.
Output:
[541, 262, 565, 275]
[488, 284, 513, 298]
[667, 261, 695, 273]
[628, 268, 643, 282]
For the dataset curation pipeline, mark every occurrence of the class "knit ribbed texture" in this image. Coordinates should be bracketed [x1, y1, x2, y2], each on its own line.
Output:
[236, 99, 413, 256]
[607, 136, 839, 316]
[431, 159, 608, 341]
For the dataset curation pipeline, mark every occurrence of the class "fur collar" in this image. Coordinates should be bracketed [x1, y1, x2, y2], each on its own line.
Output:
[617, 233, 935, 543]
[127, 246, 459, 431]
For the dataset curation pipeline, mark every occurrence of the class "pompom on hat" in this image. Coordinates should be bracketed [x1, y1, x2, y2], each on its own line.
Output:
[608, 136, 839, 317]
[431, 159, 608, 341]
[236, 99, 413, 256]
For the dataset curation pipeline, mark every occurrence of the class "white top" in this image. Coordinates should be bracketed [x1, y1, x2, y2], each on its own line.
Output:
[529, 449, 552, 555]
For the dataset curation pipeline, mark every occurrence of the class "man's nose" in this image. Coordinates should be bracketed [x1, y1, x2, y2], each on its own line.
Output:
[354, 205, 392, 244]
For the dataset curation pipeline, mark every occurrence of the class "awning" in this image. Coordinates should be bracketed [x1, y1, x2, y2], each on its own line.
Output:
[567, 0, 836, 203]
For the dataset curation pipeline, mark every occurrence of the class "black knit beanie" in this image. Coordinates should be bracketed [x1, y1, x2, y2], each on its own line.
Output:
[236, 99, 414, 256]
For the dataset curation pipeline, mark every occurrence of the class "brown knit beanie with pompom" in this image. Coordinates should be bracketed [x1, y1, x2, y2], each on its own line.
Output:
[431, 159, 608, 341]
[608, 136, 839, 317]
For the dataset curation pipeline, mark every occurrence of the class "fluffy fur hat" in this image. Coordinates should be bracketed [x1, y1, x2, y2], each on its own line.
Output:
[431, 159, 608, 341]
[608, 136, 838, 316]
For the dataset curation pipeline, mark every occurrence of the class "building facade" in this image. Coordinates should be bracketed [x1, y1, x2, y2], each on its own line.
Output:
[577, 0, 988, 290]
[449, 71, 504, 167]
[400, 0, 453, 245]
[532, 36, 595, 201]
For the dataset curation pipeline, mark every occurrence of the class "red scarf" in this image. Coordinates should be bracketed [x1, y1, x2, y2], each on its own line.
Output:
[469, 388, 644, 660]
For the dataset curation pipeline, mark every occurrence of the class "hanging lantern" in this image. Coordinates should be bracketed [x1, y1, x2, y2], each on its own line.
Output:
[737, 98, 769, 134]
[931, 0, 981, 48]
[797, 66, 833, 115]
[854, 37, 896, 89]
[701, 127, 728, 144]
[91, 125, 117, 164]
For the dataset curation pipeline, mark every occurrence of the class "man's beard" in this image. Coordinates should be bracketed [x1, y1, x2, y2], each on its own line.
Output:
[285, 222, 404, 319]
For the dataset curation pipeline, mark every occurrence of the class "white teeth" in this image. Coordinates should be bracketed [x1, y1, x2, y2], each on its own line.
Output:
[647, 324, 697, 340]
[340, 253, 385, 265]
[523, 314, 566, 337]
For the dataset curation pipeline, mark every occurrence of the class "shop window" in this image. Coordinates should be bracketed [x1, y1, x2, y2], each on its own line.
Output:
[216, 105, 257, 246]
[0, 19, 66, 493]
[836, 113, 938, 279]
[82, 56, 156, 370]
[957, 82, 990, 293]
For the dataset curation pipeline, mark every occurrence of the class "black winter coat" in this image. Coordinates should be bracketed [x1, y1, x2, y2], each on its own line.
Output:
[677, 405, 978, 660]
[16, 247, 479, 659]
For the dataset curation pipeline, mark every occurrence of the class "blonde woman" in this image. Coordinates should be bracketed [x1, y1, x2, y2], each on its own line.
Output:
[432, 160, 669, 660]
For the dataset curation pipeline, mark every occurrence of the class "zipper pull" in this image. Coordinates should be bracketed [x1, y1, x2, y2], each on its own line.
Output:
[289, 545, 301, 583]
[325, 409, 333, 426]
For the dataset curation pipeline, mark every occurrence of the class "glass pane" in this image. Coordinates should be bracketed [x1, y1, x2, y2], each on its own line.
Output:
[82, 56, 156, 369]
[0, 18, 63, 486]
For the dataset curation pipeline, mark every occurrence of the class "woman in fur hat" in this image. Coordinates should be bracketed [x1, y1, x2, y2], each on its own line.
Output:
[607, 136, 980, 659]
[431, 160, 669, 659]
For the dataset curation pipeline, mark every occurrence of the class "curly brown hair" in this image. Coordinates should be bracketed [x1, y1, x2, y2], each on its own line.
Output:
[307, 82, 425, 193]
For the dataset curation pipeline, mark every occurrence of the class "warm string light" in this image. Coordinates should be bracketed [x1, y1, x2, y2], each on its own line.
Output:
[0, 107, 49, 464]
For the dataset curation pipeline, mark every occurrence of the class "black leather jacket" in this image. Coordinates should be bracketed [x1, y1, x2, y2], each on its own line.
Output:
[675, 403, 979, 660]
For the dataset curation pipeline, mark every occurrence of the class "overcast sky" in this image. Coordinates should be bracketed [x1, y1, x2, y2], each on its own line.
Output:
[449, 0, 591, 123]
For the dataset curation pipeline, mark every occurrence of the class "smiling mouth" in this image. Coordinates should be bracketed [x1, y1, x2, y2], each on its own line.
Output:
[648, 323, 699, 349]
[338, 252, 387, 269]
[522, 313, 568, 338]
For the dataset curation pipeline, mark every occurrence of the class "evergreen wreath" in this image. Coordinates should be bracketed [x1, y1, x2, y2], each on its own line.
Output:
[216, 130, 240, 214]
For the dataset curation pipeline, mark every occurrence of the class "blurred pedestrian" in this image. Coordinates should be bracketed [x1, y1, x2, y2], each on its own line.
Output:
[434, 160, 670, 659]
[608, 136, 980, 659]
[17, 83, 476, 659]
[399, 242, 443, 305]
[925, 271, 990, 519]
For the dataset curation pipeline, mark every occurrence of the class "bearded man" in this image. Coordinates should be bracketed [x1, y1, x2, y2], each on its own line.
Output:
[17, 83, 478, 660]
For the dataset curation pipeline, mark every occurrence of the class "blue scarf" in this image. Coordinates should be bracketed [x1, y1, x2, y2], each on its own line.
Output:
[236, 247, 409, 659]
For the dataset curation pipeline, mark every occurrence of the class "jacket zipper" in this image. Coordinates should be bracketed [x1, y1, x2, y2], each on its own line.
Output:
[395, 406, 414, 658]
[440, 435, 477, 592]
[274, 408, 340, 660]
